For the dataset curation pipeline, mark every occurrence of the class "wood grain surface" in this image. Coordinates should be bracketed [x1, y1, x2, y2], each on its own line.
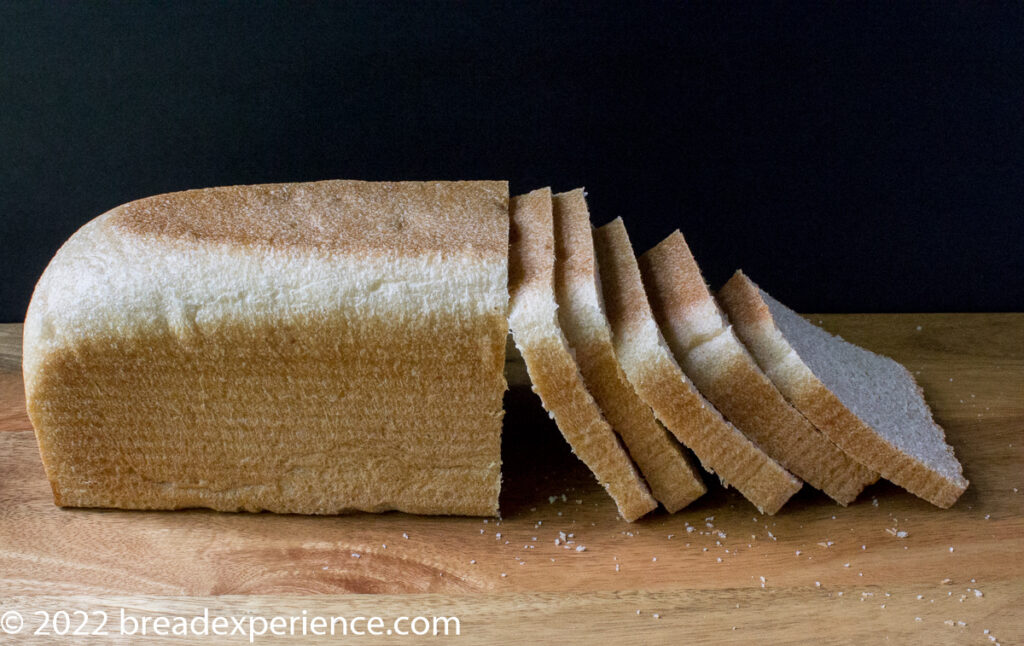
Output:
[1, 315, 1022, 644]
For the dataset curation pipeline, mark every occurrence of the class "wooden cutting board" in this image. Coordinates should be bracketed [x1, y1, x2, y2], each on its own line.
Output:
[1, 315, 1021, 645]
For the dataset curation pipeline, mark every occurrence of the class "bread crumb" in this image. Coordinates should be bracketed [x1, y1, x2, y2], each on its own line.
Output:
[916, 325, 922, 331]
[717, 557, 722, 563]
[470, 559, 476, 564]
[402, 532, 409, 539]
[652, 613, 660, 619]
[795, 550, 802, 556]
[501, 573, 507, 578]
[652, 557, 657, 562]
[351, 553, 361, 559]
[941, 578, 952, 584]
[815, 581, 821, 587]
[950, 546, 955, 552]
[974, 589, 983, 597]
[576, 545, 586, 552]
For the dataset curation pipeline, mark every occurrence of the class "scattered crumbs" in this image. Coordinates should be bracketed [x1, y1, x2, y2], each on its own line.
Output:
[717, 557, 723, 563]
[950, 546, 955, 553]
[652, 613, 660, 620]
[917, 595, 924, 600]
[532, 537, 538, 541]
[831, 515, 836, 520]
[576, 545, 586, 552]
[555, 538, 561, 546]
[957, 621, 966, 627]
[402, 532, 409, 539]
[351, 553, 361, 559]
[322, 566, 328, 570]
[382, 544, 387, 549]
[843, 563, 850, 568]
[615, 564, 620, 572]
[795, 550, 802, 556]
[483, 519, 489, 524]
[480, 529, 485, 534]
[706, 516, 715, 521]
[495, 533, 502, 539]
[915, 617, 922, 622]
[636, 610, 641, 616]
[916, 325, 922, 331]
[667, 534, 675, 539]
[652, 557, 657, 562]
[501, 573, 507, 578]
[557, 512, 563, 516]
[872, 497, 879, 507]
[985, 629, 990, 634]
[817, 541, 834, 548]
[861, 545, 867, 550]
[985, 514, 991, 520]
[759, 576, 766, 588]
[548, 496, 557, 504]
[837, 592, 844, 597]
[702, 547, 708, 552]
[687, 526, 695, 533]
[974, 589, 984, 598]
[949, 377, 954, 382]
[470, 559, 476, 564]
[942, 578, 953, 585]
[561, 494, 567, 502]
[881, 604, 886, 609]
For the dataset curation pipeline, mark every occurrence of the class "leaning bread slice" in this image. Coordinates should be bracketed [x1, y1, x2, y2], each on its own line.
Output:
[718, 270, 968, 508]
[592, 218, 801, 514]
[639, 232, 877, 504]
[552, 190, 705, 512]
[509, 189, 657, 521]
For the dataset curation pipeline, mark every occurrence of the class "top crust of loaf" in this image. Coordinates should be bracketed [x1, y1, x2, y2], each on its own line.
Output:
[110, 180, 510, 259]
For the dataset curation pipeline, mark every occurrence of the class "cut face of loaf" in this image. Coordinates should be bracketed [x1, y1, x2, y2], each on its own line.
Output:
[552, 190, 705, 513]
[717, 270, 969, 508]
[592, 218, 802, 515]
[24, 180, 510, 516]
[508, 188, 657, 522]
[639, 232, 877, 505]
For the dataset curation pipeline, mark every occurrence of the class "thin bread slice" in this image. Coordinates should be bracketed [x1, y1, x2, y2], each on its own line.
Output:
[639, 232, 877, 505]
[592, 218, 801, 514]
[718, 270, 969, 508]
[508, 189, 657, 521]
[552, 190, 706, 512]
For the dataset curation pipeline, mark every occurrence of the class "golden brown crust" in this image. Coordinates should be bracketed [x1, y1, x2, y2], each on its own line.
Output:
[640, 236, 877, 505]
[25, 180, 510, 516]
[111, 180, 509, 259]
[509, 190, 657, 522]
[593, 218, 801, 515]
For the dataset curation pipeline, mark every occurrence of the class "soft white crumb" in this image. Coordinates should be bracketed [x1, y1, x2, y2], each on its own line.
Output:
[402, 532, 409, 539]
[576, 545, 586, 552]
[351, 553, 361, 559]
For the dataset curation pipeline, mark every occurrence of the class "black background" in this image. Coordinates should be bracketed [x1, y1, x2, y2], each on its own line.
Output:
[2, 1, 1023, 322]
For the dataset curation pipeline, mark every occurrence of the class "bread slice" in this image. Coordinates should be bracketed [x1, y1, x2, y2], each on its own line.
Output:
[24, 180, 510, 516]
[552, 190, 705, 512]
[592, 218, 802, 514]
[718, 270, 969, 508]
[639, 232, 877, 504]
[509, 189, 657, 522]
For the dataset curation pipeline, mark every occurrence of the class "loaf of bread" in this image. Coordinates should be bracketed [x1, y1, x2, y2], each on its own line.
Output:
[592, 218, 802, 515]
[508, 188, 657, 521]
[718, 271, 968, 508]
[639, 232, 877, 505]
[23, 180, 510, 515]
[551, 190, 705, 512]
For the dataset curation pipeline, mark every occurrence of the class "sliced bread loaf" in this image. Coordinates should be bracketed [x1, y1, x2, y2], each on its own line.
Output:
[24, 180, 510, 516]
[592, 218, 802, 514]
[718, 270, 969, 508]
[552, 190, 705, 512]
[508, 189, 657, 522]
[639, 232, 877, 504]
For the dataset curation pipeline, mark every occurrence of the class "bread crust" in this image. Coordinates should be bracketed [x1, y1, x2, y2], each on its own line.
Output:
[508, 189, 657, 522]
[718, 270, 968, 508]
[640, 232, 877, 505]
[552, 191, 705, 512]
[25, 180, 510, 516]
[593, 219, 801, 515]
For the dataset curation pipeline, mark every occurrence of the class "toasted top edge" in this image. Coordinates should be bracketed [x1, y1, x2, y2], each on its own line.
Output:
[109, 180, 510, 258]
[508, 187, 555, 295]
